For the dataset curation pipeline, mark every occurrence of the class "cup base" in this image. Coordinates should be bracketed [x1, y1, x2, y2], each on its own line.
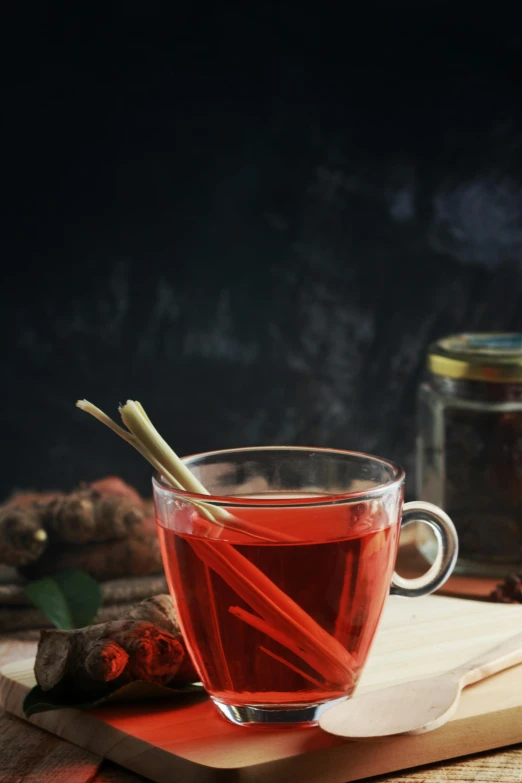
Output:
[212, 695, 348, 728]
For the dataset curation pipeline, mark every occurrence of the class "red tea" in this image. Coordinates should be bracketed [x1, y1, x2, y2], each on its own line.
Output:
[157, 500, 400, 706]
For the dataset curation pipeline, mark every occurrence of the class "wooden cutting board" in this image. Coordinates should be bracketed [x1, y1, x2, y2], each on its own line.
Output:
[2, 595, 522, 783]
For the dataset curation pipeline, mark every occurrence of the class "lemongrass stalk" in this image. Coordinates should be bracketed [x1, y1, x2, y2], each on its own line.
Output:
[76, 401, 185, 491]
[259, 647, 323, 688]
[118, 402, 247, 528]
[76, 400, 223, 526]
[203, 564, 233, 690]
[230, 605, 334, 685]
[135, 401, 153, 425]
[229, 606, 306, 662]
[77, 400, 295, 541]
[119, 402, 299, 541]
[119, 401, 210, 497]
[76, 400, 135, 446]
[194, 540, 356, 686]
[77, 398, 354, 686]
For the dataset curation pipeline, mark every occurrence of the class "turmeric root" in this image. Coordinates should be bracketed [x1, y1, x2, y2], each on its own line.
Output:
[34, 595, 198, 697]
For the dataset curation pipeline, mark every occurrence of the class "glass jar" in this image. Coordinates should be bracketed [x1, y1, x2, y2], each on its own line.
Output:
[417, 333, 522, 577]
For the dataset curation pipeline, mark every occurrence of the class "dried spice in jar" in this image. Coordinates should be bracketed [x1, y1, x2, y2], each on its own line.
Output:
[417, 333, 522, 576]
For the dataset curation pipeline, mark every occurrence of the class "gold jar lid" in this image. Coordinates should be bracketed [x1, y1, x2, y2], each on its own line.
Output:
[428, 333, 522, 382]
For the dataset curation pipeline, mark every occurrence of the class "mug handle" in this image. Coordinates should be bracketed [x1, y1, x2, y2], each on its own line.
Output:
[391, 501, 459, 598]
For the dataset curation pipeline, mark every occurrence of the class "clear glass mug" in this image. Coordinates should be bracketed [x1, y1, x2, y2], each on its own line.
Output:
[153, 447, 458, 728]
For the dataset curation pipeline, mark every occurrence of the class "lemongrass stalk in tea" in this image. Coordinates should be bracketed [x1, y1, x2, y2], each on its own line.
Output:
[76, 400, 359, 689]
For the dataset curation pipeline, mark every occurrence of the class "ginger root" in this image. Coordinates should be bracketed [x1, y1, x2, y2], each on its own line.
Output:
[88, 477, 142, 505]
[44, 487, 144, 544]
[35, 595, 198, 697]
[0, 477, 147, 568]
[0, 505, 48, 566]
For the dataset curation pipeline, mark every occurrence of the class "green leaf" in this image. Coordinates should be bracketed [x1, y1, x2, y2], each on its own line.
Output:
[23, 680, 206, 717]
[24, 569, 102, 630]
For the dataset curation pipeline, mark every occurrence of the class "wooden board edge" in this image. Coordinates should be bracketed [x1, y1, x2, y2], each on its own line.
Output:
[242, 705, 522, 783]
[2, 658, 522, 783]
[0, 668, 218, 783]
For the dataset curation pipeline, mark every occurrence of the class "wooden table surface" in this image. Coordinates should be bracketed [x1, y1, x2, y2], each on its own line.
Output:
[1, 636, 521, 782]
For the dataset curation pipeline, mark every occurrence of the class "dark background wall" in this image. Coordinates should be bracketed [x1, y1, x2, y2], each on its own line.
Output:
[3, 3, 522, 499]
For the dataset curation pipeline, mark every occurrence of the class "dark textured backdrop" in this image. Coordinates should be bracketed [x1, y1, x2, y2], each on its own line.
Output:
[3, 3, 522, 499]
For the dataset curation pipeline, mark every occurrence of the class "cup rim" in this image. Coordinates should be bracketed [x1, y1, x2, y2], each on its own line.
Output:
[152, 446, 405, 507]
